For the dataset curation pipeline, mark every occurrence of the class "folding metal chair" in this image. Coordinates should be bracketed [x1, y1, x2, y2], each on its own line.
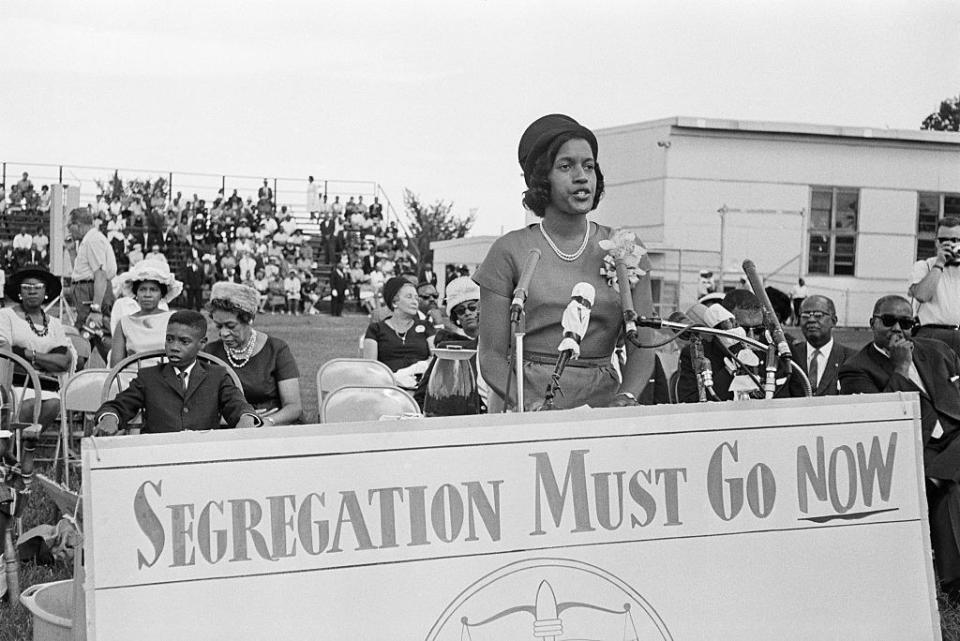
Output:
[56, 369, 117, 486]
[316, 358, 395, 402]
[319, 385, 421, 423]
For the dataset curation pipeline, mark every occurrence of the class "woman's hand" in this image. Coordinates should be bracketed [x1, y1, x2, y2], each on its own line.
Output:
[608, 392, 639, 408]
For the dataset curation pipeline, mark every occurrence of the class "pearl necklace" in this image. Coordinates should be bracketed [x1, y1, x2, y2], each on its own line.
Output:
[225, 329, 258, 368]
[539, 222, 590, 262]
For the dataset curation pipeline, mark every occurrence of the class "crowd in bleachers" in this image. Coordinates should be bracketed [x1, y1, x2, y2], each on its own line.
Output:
[0, 171, 423, 315]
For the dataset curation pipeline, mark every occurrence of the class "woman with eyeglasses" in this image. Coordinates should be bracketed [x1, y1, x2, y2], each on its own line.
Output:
[363, 277, 435, 386]
[0, 265, 75, 428]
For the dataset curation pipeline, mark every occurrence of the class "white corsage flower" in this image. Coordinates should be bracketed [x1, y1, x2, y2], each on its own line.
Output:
[598, 229, 647, 288]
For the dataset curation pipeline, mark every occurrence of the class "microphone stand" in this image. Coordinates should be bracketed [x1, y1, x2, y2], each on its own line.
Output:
[690, 335, 708, 402]
[629, 318, 813, 398]
[763, 343, 778, 400]
[504, 304, 527, 413]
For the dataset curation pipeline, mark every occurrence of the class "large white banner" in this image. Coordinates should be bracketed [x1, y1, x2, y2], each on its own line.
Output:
[82, 393, 940, 640]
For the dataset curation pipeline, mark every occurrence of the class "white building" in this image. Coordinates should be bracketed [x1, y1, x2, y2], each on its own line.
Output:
[595, 116, 960, 326]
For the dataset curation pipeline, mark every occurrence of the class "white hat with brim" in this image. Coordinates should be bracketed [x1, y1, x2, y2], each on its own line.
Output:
[445, 277, 481, 315]
[113, 258, 184, 303]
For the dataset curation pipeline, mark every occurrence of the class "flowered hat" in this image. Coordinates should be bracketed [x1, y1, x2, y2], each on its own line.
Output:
[112, 258, 183, 303]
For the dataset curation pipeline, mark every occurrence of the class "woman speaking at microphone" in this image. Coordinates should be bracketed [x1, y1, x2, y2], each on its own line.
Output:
[473, 114, 656, 411]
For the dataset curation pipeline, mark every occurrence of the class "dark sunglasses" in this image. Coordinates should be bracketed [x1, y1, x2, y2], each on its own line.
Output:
[873, 314, 916, 330]
[938, 237, 960, 243]
[419, 293, 438, 299]
[453, 302, 478, 316]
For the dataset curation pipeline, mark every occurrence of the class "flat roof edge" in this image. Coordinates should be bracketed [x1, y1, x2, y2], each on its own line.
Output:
[596, 116, 960, 145]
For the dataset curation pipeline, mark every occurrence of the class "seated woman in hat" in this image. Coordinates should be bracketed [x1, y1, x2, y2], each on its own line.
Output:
[110, 259, 183, 366]
[205, 282, 303, 425]
[0, 265, 75, 427]
[363, 276, 436, 387]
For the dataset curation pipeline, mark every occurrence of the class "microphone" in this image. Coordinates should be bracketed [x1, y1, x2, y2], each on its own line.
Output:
[741, 259, 791, 361]
[541, 282, 596, 410]
[614, 260, 638, 338]
[510, 249, 542, 323]
[698, 356, 716, 400]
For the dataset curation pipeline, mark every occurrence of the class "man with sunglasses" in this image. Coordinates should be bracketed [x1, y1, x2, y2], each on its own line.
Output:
[417, 281, 456, 333]
[840, 294, 960, 596]
[788, 295, 855, 396]
[909, 216, 960, 357]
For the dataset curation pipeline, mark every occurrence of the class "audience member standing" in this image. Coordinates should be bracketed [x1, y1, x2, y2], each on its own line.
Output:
[329, 259, 348, 317]
[180, 254, 205, 311]
[910, 216, 960, 357]
[306, 176, 320, 220]
[67, 207, 117, 333]
[789, 278, 808, 325]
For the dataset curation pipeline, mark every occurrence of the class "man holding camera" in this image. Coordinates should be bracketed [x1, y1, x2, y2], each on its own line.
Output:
[910, 216, 960, 357]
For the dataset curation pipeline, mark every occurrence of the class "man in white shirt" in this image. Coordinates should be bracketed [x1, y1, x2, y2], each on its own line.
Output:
[12, 227, 32, 251]
[788, 295, 855, 396]
[910, 216, 960, 357]
[306, 176, 320, 220]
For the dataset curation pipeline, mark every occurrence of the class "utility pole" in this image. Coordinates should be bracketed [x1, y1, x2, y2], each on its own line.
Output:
[718, 204, 728, 292]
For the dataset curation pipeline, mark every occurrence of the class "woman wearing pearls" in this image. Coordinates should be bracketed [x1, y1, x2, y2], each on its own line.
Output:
[474, 114, 656, 411]
[205, 282, 303, 425]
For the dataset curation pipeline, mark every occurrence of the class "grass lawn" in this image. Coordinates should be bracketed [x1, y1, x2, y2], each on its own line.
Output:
[247, 309, 370, 422]
[4, 316, 960, 639]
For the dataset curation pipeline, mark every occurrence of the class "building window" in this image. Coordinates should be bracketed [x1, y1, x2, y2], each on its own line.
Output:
[808, 187, 858, 276]
[916, 192, 960, 260]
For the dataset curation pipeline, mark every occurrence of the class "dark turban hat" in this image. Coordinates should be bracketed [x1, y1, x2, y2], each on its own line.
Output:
[382, 277, 409, 311]
[518, 114, 598, 188]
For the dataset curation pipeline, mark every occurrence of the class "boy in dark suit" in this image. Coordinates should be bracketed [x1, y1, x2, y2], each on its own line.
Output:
[94, 311, 260, 434]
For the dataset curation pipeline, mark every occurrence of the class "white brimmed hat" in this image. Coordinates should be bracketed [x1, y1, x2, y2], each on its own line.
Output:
[445, 277, 480, 315]
[112, 258, 183, 302]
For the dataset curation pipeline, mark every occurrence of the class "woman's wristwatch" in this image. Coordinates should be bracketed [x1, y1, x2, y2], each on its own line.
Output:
[616, 391, 638, 403]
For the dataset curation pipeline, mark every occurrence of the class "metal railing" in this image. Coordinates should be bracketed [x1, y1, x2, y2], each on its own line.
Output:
[0, 161, 399, 231]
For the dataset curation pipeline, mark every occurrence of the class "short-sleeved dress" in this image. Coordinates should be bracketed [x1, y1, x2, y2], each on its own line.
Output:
[119, 310, 175, 357]
[473, 221, 648, 410]
[0, 307, 75, 394]
[205, 335, 300, 412]
[364, 319, 434, 372]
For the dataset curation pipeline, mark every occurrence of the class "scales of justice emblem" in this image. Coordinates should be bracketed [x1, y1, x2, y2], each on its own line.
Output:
[425, 558, 673, 641]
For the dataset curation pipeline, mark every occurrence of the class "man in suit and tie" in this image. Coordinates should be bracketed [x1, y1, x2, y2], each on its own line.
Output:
[93, 311, 260, 434]
[319, 213, 342, 265]
[840, 294, 960, 596]
[789, 295, 855, 396]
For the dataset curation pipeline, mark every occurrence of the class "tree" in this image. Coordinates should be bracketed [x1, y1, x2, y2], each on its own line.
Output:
[921, 94, 960, 131]
[403, 188, 475, 276]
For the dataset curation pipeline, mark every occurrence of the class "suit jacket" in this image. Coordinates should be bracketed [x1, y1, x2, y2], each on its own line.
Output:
[180, 262, 204, 290]
[329, 266, 348, 296]
[789, 339, 857, 396]
[839, 337, 960, 480]
[96, 360, 255, 434]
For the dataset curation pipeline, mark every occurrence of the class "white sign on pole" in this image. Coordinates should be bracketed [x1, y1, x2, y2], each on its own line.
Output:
[82, 393, 940, 640]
